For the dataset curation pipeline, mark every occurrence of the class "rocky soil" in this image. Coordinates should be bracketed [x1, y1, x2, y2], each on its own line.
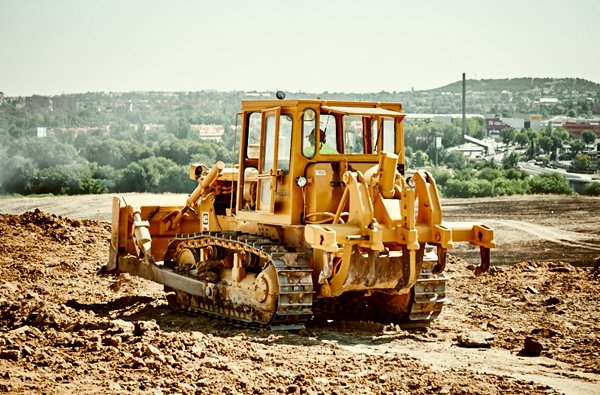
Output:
[0, 195, 599, 394]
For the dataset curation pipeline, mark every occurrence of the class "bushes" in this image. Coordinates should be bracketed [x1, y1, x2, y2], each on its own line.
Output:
[529, 173, 574, 195]
[0, 126, 228, 195]
[443, 179, 493, 198]
[429, 168, 452, 186]
[492, 178, 530, 196]
[25, 163, 107, 195]
[438, 167, 574, 198]
[115, 157, 192, 193]
[442, 177, 529, 198]
[478, 167, 503, 182]
[584, 182, 600, 196]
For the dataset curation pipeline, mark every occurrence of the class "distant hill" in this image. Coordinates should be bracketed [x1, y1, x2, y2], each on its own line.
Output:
[430, 77, 600, 96]
[2, 77, 599, 118]
[287, 77, 600, 115]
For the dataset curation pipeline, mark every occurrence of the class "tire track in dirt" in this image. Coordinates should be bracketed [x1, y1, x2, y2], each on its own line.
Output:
[490, 219, 600, 251]
[339, 340, 600, 395]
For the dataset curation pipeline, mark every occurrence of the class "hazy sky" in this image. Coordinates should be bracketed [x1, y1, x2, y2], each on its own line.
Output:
[1, 0, 599, 96]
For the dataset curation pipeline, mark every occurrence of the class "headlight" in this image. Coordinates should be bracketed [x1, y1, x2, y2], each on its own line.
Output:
[295, 176, 307, 187]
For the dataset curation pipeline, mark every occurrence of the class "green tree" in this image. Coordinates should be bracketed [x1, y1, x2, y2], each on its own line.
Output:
[570, 140, 586, 154]
[80, 176, 109, 194]
[537, 135, 553, 154]
[159, 163, 193, 193]
[89, 163, 116, 181]
[158, 138, 191, 165]
[440, 151, 466, 169]
[136, 122, 146, 142]
[499, 128, 516, 145]
[514, 131, 530, 147]
[453, 168, 477, 181]
[525, 139, 540, 159]
[83, 137, 126, 168]
[549, 135, 563, 160]
[411, 150, 430, 168]
[486, 158, 499, 169]
[502, 152, 519, 169]
[8, 125, 26, 138]
[9, 136, 79, 169]
[491, 177, 530, 196]
[553, 128, 570, 142]
[115, 162, 148, 192]
[443, 179, 494, 198]
[115, 157, 191, 193]
[214, 145, 233, 164]
[478, 167, 503, 181]
[0, 155, 37, 194]
[26, 163, 96, 195]
[504, 168, 527, 180]
[572, 153, 591, 172]
[429, 167, 452, 187]
[189, 142, 218, 165]
[441, 123, 463, 147]
[581, 130, 597, 145]
[464, 117, 486, 139]
[123, 143, 154, 164]
[442, 179, 472, 198]
[166, 117, 191, 139]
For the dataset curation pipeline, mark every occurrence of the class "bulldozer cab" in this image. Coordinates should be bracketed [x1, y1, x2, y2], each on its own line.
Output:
[235, 99, 406, 227]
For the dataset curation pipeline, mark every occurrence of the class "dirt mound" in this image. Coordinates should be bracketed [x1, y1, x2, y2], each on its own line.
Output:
[442, 260, 600, 373]
[5, 208, 99, 244]
[1, 209, 598, 393]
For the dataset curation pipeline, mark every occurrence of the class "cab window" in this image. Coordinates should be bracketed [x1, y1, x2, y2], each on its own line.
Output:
[262, 114, 276, 173]
[247, 112, 261, 159]
[278, 114, 292, 173]
[371, 118, 379, 153]
[382, 117, 395, 153]
[372, 117, 396, 153]
[320, 114, 337, 153]
[343, 115, 364, 153]
[302, 109, 317, 158]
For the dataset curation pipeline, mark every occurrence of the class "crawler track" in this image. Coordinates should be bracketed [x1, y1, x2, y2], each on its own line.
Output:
[407, 258, 448, 324]
[162, 231, 314, 330]
[158, 232, 447, 329]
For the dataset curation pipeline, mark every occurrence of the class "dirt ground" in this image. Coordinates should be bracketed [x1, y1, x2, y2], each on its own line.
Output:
[0, 194, 599, 394]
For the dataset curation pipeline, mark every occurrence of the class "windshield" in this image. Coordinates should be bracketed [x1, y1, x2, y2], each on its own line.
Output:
[302, 106, 401, 156]
[343, 115, 365, 153]
[316, 106, 401, 155]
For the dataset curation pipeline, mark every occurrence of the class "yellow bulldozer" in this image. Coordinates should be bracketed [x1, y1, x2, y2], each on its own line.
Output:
[105, 95, 495, 329]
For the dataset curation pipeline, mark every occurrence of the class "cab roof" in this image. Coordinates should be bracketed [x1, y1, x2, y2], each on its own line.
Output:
[240, 99, 403, 115]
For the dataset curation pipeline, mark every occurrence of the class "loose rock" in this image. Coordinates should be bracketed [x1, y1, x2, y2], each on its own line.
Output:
[522, 336, 544, 356]
[457, 331, 494, 348]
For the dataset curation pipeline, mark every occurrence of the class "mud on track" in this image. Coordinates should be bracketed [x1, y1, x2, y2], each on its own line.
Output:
[0, 194, 599, 394]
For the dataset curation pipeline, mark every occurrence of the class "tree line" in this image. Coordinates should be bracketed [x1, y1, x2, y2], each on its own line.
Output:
[404, 119, 599, 197]
[0, 112, 237, 196]
[1, 98, 598, 197]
